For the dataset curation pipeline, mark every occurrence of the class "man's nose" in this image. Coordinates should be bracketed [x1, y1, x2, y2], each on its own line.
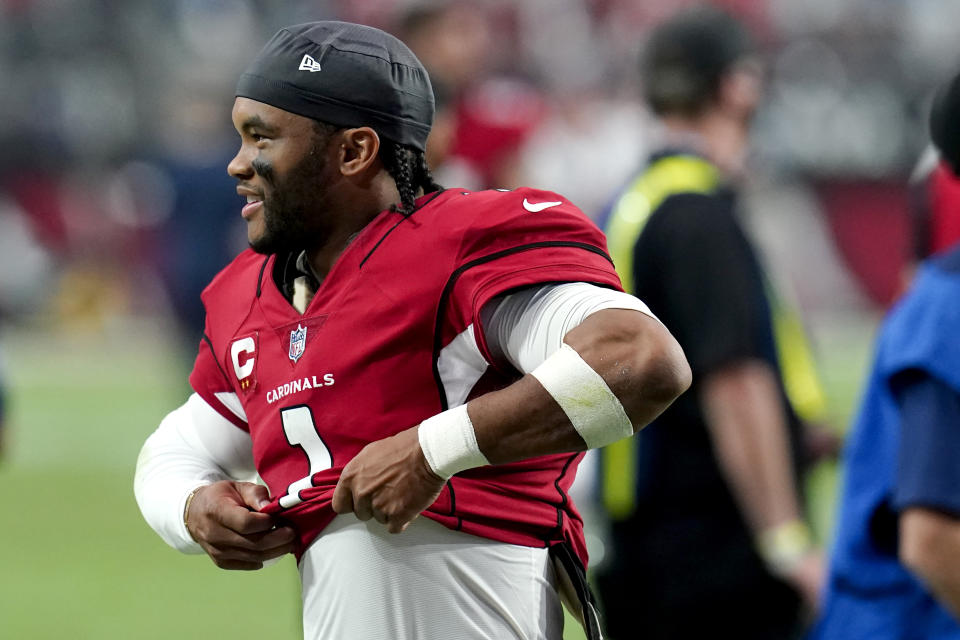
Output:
[228, 145, 255, 179]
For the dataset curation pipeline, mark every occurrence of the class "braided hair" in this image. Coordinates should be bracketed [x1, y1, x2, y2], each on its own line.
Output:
[380, 138, 443, 215]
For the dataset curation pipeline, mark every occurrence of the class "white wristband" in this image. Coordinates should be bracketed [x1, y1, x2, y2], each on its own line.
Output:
[530, 343, 634, 449]
[418, 404, 490, 479]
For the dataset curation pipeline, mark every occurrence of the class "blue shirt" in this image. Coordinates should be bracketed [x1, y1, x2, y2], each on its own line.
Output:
[813, 246, 960, 640]
[893, 371, 960, 516]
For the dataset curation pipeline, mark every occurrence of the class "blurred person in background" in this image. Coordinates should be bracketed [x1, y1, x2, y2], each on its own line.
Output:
[906, 152, 960, 272]
[813, 69, 960, 640]
[396, 2, 547, 190]
[902, 72, 960, 290]
[134, 20, 690, 640]
[150, 77, 249, 351]
[0, 193, 57, 460]
[597, 6, 825, 638]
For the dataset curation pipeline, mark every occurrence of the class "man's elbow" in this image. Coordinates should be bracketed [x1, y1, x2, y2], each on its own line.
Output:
[565, 309, 691, 420]
[608, 319, 691, 425]
[639, 332, 691, 408]
[899, 508, 959, 587]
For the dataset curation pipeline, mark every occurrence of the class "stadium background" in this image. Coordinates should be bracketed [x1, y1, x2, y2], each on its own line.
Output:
[1, 0, 958, 637]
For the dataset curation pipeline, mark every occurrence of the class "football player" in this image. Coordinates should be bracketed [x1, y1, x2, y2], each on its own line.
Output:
[134, 21, 690, 640]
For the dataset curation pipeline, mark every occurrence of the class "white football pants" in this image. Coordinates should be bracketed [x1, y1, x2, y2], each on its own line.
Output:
[299, 513, 564, 639]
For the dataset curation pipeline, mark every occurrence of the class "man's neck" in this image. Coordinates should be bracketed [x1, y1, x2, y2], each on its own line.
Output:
[305, 175, 402, 280]
[658, 112, 749, 178]
[305, 226, 364, 283]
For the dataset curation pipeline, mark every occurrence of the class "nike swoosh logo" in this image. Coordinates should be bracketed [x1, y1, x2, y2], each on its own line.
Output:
[522, 198, 563, 212]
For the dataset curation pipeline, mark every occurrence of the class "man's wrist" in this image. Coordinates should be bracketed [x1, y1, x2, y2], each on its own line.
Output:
[417, 404, 490, 479]
[182, 485, 206, 541]
[757, 519, 814, 577]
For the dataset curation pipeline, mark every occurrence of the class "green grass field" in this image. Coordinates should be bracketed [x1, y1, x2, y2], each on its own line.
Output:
[0, 314, 875, 639]
[0, 324, 302, 640]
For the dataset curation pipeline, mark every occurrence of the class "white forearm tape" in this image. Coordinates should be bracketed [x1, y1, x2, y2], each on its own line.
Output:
[418, 404, 491, 479]
[530, 343, 634, 449]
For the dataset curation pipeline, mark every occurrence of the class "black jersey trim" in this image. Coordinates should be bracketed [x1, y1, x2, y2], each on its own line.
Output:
[548, 453, 579, 540]
[445, 479, 463, 530]
[359, 215, 412, 269]
[430, 240, 613, 410]
[255, 255, 270, 298]
[202, 333, 231, 383]
[359, 189, 446, 269]
[548, 543, 605, 640]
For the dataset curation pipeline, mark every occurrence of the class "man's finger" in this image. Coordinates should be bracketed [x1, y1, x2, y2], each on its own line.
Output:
[215, 559, 266, 571]
[354, 494, 373, 521]
[201, 525, 296, 556]
[202, 525, 279, 551]
[331, 478, 354, 514]
[207, 544, 285, 565]
[218, 503, 277, 535]
[387, 515, 413, 534]
[248, 526, 297, 551]
[259, 540, 296, 560]
[236, 482, 273, 511]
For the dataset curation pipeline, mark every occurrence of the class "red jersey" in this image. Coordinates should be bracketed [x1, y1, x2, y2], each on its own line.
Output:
[189, 187, 622, 565]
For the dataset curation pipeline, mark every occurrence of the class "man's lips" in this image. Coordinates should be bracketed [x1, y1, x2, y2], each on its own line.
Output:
[237, 187, 264, 220]
[241, 200, 263, 220]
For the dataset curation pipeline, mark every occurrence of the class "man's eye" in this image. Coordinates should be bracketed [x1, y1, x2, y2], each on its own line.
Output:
[251, 133, 268, 143]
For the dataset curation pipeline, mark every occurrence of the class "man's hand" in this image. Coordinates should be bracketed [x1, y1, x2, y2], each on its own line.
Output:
[332, 425, 445, 534]
[784, 549, 826, 617]
[185, 480, 296, 570]
[802, 421, 842, 465]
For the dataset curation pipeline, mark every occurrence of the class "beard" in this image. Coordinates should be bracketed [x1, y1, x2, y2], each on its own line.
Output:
[249, 142, 334, 256]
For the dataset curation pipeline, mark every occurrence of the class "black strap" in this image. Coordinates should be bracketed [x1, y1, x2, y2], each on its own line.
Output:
[549, 543, 605, 640]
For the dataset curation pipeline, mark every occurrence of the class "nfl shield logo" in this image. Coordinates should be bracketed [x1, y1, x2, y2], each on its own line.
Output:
[289, 324, 307, 362]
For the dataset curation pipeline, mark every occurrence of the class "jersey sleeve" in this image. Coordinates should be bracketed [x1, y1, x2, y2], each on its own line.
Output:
[483, 283, 657, 373]
[442, 189, 623, 363]
[638, 192, 771, 377]
[188, 318, 249, 432]
[891, 369, 960, 516]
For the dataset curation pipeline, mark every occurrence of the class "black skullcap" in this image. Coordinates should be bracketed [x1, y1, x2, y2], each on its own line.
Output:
[236, 21, 434, 151]
[931, 70, 960, 176]
[641, 5, 754, 117]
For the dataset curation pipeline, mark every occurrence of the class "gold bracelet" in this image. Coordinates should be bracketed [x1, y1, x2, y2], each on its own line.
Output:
[756, 519, 814, 577]
[183, 486, 204, 537]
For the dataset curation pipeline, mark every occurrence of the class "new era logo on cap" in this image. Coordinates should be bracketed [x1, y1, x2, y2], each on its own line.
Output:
[298, 54, 322, 72]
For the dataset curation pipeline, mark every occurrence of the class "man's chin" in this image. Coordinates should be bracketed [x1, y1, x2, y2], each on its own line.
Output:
[249, 232, 302, 256]
[248, 233, 280, 255]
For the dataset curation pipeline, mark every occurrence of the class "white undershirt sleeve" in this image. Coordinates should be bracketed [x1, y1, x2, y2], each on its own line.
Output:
[481, 282, 658, 374]
[479, 283, 658, 508]
[134, 393, 257, 553]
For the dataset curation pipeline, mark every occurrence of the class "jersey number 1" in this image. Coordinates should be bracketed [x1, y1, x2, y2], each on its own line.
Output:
[278, 405, 332, 509]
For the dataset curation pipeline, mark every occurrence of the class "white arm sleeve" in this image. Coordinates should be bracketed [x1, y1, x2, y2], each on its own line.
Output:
[134, 393, 257, 554]
[482, 282, 658, 374]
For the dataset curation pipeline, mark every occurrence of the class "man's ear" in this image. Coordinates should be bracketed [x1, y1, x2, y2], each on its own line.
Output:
[718, 60, 762, 121]
[338, 127, 381, 177]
